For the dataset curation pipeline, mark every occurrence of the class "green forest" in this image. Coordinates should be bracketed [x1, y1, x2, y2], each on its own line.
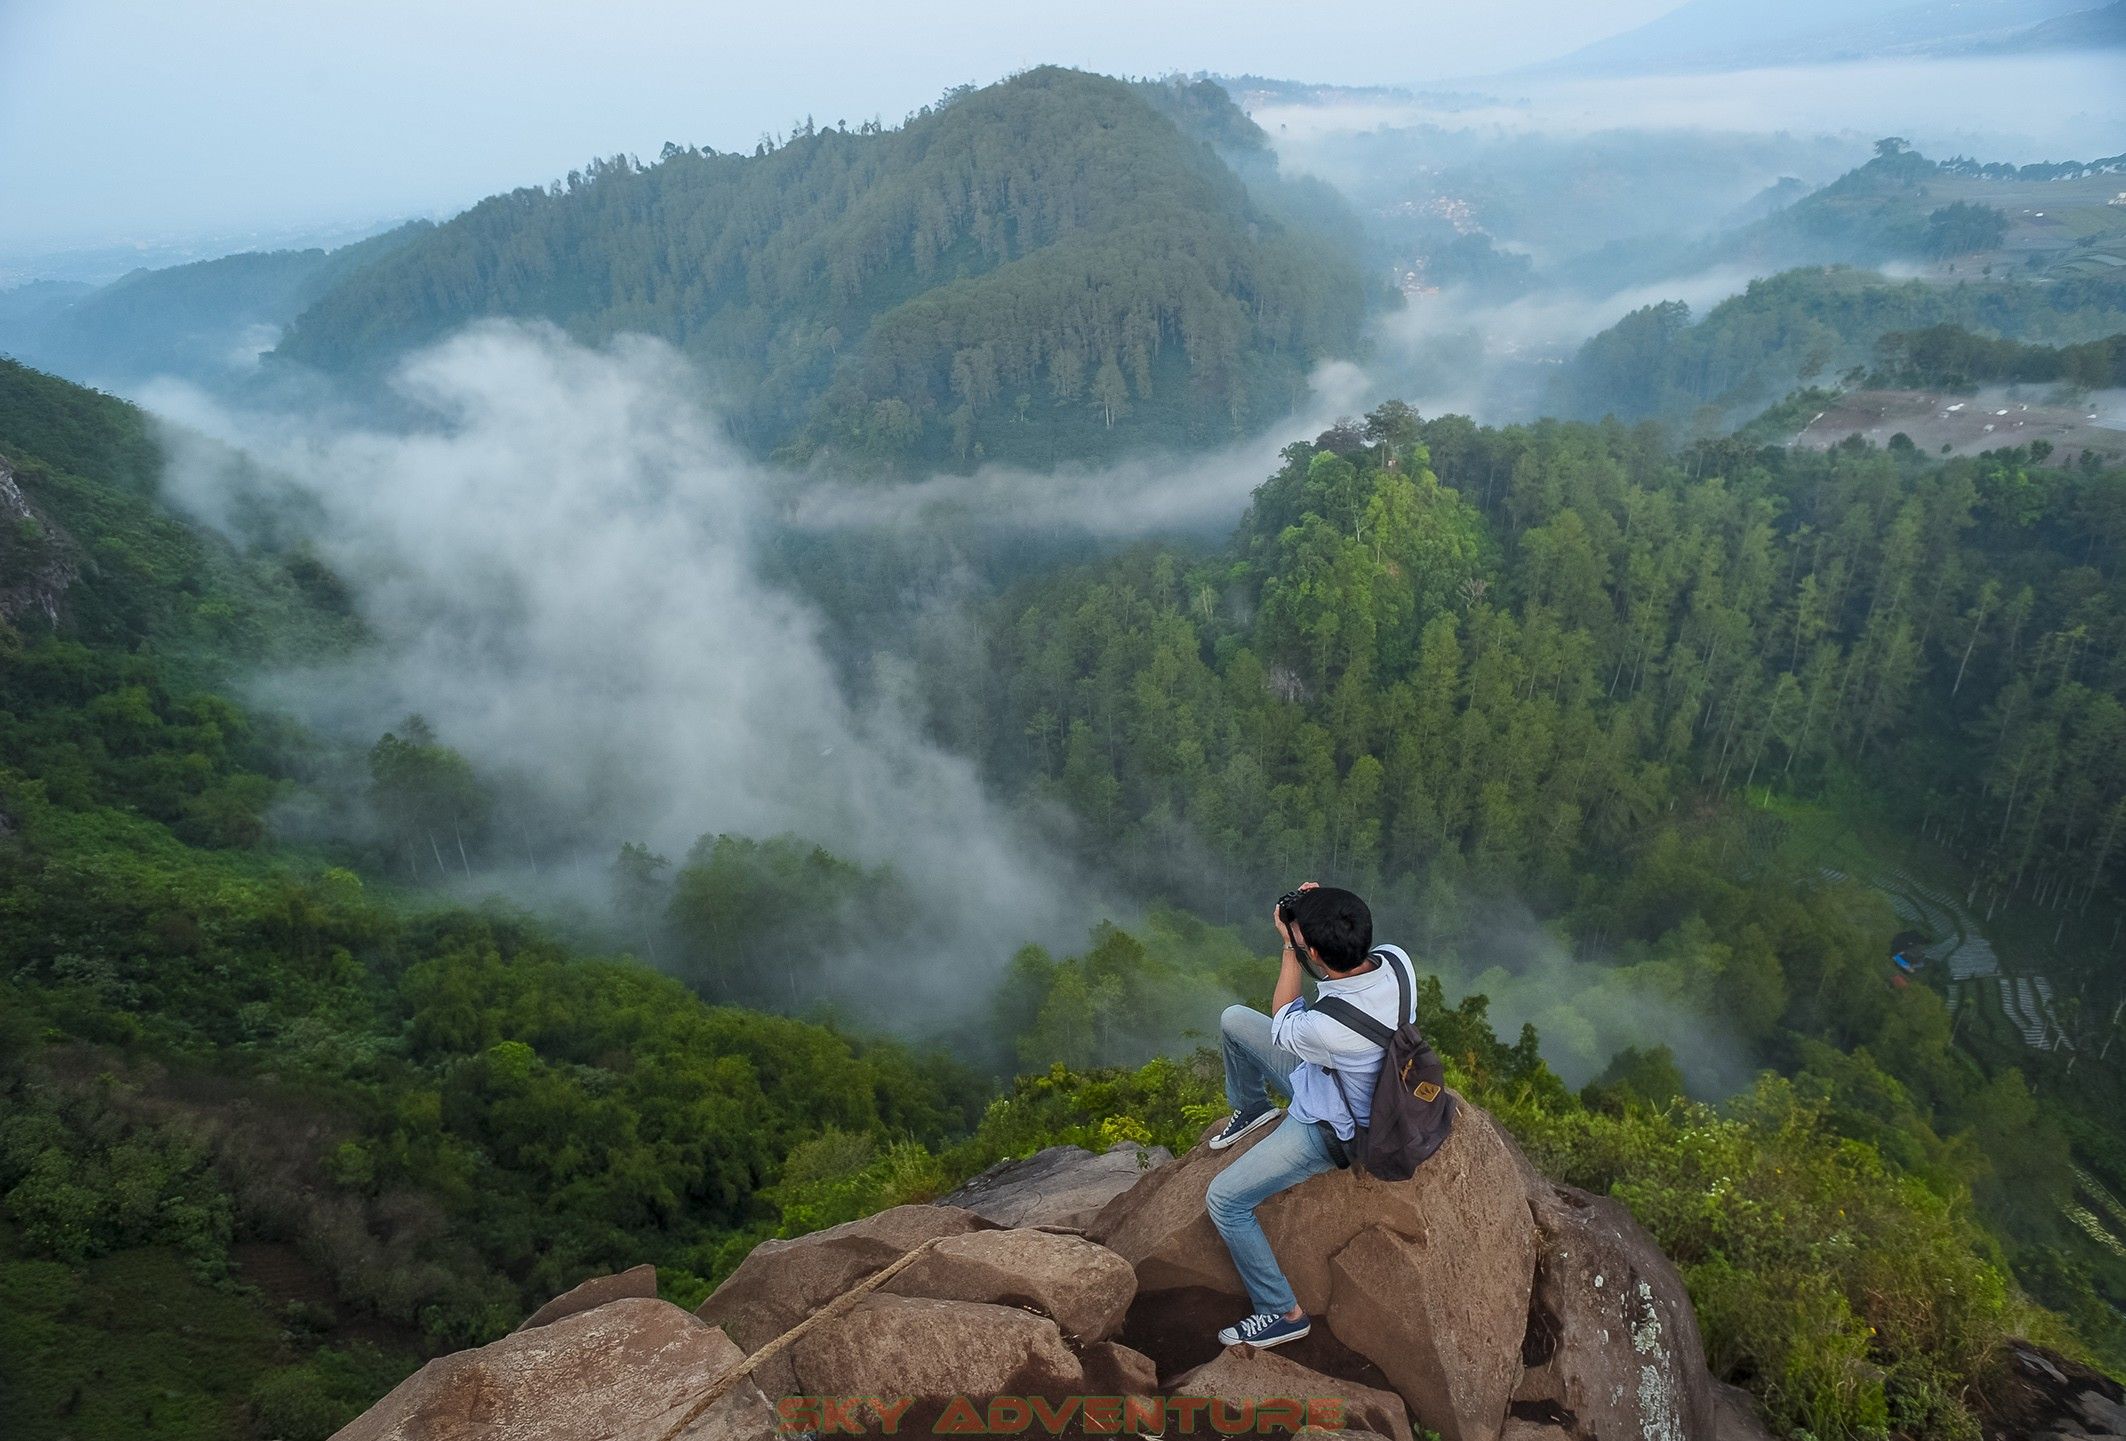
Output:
[268, 69, 1369, 468]
[0, 225, 432, 387]
[1555, 265, 2126, 427]
[6, 333, 2126, 1441]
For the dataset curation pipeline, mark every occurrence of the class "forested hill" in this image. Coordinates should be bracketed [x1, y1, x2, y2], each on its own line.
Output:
[273, 69, 1369, 468]
[6, 352, 2125, 1439]
[0, 223, 432, 390]
[1553, 265, 2126, 425]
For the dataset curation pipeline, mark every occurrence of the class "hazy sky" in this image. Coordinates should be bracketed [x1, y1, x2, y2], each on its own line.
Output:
[0, 0, 1676, 257]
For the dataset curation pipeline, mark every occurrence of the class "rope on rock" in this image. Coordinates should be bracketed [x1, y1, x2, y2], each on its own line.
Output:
[652, 1234, 948, 1441]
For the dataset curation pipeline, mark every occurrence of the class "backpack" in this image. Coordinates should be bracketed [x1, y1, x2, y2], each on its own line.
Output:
[1313, 947, 1455, 1182]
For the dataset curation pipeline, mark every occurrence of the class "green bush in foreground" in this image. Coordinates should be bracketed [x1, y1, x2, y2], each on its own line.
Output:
[976, 1040, 2071, 1441]
[1500, 1076, 2070, 1441]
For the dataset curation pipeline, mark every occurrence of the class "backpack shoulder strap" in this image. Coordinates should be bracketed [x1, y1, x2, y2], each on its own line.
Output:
[1315, 948, 1414, 1047]
[1314, 995, 1394, 1049]
[1378, 946, 1413, 1024]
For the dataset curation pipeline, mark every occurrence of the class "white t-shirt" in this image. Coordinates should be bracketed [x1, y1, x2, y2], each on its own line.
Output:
[1269, 944, 1415, 1140]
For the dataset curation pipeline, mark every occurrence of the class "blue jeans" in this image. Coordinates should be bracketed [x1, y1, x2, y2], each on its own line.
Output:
[1207, 1004, 1340, 1315]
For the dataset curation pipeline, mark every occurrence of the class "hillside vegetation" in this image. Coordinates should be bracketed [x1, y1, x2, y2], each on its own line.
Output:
[272, 69, 1369, 468]
[0, 225, 431, 388]
[919, 403, 2126, 1379]
[5, 354, 2125, 1441]
[0, 357, 985, 1438]
[1555, 265, 2126, 426]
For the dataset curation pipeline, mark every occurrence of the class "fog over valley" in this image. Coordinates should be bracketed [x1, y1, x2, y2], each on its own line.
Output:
[3, 6, 2126, 1436]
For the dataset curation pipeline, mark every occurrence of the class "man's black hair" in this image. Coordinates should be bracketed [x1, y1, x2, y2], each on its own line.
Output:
[1290, 886, 1373, 973]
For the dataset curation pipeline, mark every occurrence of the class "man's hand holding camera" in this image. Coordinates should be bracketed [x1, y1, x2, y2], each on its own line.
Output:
[1272, 880, 1319, 1011]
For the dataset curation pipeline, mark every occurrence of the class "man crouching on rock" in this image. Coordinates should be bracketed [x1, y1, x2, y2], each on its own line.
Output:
[1203, 881, 1413, 1351]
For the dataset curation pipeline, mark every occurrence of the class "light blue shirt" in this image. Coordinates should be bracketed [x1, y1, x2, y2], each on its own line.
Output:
[1269, 944, 1414, 1139]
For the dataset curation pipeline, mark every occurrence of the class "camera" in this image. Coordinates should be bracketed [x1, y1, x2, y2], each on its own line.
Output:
[1276, 887, 1306, 923]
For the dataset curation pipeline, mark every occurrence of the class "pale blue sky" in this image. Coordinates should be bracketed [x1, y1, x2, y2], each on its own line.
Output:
[0, 0, 1678, 256]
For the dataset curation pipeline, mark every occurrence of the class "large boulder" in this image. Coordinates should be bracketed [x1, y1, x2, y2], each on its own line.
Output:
[1082, 1339, 1160, 1398]
[1329, 1224, 1526, 1441]
[516, 1262, 659, 1331]
[1170, 1348, 1410, 1440]
[1089, 1098, 1537, 1441]
[673, 1328, 782, 1441]
[885, 1227, 1137, 1341]
[333, 1297, 775, 1441]
[1979, 1340, 2126, 1440]
[937, 1141, 1173, 1230]
[696, 1203, 993, 1350]
[695, 1203, 993, 1400]
[785, 1293, 1084, 1433]
[1512, 1181, 1716, 1441]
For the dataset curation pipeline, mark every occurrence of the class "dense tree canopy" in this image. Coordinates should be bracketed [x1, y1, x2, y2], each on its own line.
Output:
[945, 405, 2126, 929]
[5, 295, 2126, 1441]
[1555, 266, 2126, 426]
[0, 225, 431, 386]
[273, 70, 1369, 467]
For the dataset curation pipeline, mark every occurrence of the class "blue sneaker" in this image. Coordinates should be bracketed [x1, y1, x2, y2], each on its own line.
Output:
[1218, 1310, 1312, 1348]
[1208, 1107, 1282, 1150]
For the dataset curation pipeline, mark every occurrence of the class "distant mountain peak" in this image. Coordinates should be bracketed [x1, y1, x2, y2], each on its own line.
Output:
[269, 69, 1369, 471]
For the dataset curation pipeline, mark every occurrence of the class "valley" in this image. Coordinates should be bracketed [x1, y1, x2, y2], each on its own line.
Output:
[3, 13, 2125, 1440]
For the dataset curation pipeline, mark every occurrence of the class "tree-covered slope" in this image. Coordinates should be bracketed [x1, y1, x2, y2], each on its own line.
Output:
[272, 69, 1369, 467]
[0, 358, 987, 1439]
[930, 403, 2126, 1377]
[0, 225, 431, 390]
[2, 355, 2119, 1440]
[1553, 264, 2126, 425]
[1712, 142, 2126, 272]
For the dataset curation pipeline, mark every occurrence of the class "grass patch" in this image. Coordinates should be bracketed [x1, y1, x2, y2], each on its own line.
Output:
[0, 1222, 287, 1441]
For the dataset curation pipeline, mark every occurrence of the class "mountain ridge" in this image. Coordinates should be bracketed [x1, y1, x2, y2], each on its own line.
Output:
[271, 68, 1370, 469]
[0, 224, 431, 389]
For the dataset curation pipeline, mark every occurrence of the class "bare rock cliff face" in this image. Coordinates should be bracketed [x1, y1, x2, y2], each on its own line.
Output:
[333, 1114, 1763, 1441]
[0, 456, 79, 631]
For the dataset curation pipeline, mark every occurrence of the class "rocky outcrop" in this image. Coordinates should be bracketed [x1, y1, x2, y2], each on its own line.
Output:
[333, 1297, 775, 1441]
[1980, 1341, 2126, 1441]
[694, 1202, 994, 1400]
[1082, 1338, 1161, 1398]
[334, 1096, 1747, 1441]
[517, 1262, 659, 1331]
[1512, 1181, 1715, 1441]
[1171, 1348, 1410, 1439]
[0, 457, 78, 631]
[1328, 1222, 1527, 1441]
[938, 1141, 1173, 1229]
[786, 1293, 1085, 1430]
[882, 1226, 1136, 1341]
[1090, 1099, 1537, 1441]
[695, 1202, 993, 1351]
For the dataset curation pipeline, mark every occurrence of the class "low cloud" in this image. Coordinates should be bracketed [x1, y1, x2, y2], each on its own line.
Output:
[142, 321, 1774, 1086]
[1256, 55, 2125, 166]
[148, 322, 1101, 1023]
[786, 360, 1372, 539]
[1347, 265, 1762, 424]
